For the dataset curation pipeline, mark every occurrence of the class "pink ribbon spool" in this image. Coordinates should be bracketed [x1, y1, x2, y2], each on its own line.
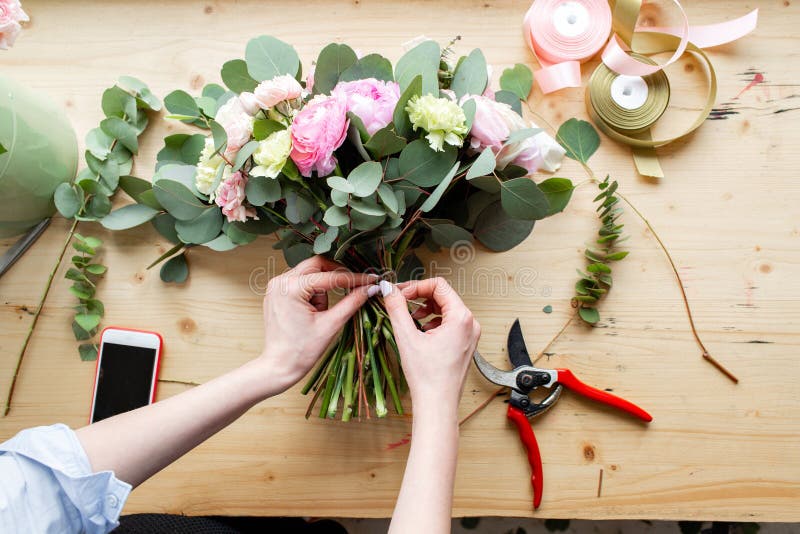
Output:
[523, 0, 612, 94]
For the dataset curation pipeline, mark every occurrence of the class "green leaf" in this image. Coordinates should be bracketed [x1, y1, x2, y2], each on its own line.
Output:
[85, 264, 107, 275]
[364, 126, 406, 160]
[605, 250, 629, 261]
[313, 226, 339, 254]
[223, 221, 257, 245]
[151, 213, 181, 245]
[54, 183, 81, 219]
[153, 179, 207, 220]
[466, 148, 496, 180]
[79, 343, 98, 361]
[284, 243, 314, 267]
[65, 267, 89, 283]
[164, 90, 200, 120]
[86, 194, 112, 219]
[85, 127, 113, 159]
[395, 40, 440, 96]
[538, 177, 574, 215]
[234, 214, 279, 235]
[557, 118, 600, 163]
[175, 208, 223, 244]
[468, 175, 501, 193]
[451, 49, 488, 99]
[331, 188, 349, 207]
[0, 142, 6, 156]
[349, 210, 385, 231]
[118, 175, 161, 210]
[75, 233, 102, 249]
[245, 176, 281, 205]
[157, 133, 206, 168]
[100, 117, 138, 154]
[323, 206, 349, 226]
[233, 140, 258, 171]
[245, 35, 301, 81]
[339, 53, 394, 83]
[420, 162, 459, 212]
[578, 306, 600, 324]
[587, 262, 611, 273]
[253, 119, 285, 141]
[285, 192, 315, 224]
[348, 161, 383, 197]
[159, 252, 189, 283]
[465, 191, 499, 229]
[431, 223, 474, 247]
[209, 120, 227, 155]
[462, 98, 477, 132]
[75, 313, 101, 333]
[505, 127, 541, 146]
[221, 59, 259, 94]
[393, 75, 422, 139]
[473, 201, 535, 252]
[118, 75, 162, 111]
[500, 64, 534, 101]
[101, 86, 137, 119]
[494, 90, 522, 115]
[327, 175, 355, 194]
[500, 177, 550, 220]
[349, 197, 385, 216]
[313, 43, 358, 95]
[72, 319, 93, 340]
[101, 204, 159, 230]
[377, 183, 399, 214]
[398, 139, 457, 187]
[86, 152, 120, 192]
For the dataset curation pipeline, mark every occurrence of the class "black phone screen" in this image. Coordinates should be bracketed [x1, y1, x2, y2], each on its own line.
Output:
[91, 342, 157, 423]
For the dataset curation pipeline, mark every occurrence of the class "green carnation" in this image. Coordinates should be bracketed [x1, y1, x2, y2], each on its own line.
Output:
[405, 95, 468, 152]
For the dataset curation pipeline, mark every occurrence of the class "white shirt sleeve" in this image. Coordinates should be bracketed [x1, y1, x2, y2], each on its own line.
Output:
[0, 423, 131, 534]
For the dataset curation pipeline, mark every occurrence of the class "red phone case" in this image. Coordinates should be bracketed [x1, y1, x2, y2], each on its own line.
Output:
[89, 326, 164, 423]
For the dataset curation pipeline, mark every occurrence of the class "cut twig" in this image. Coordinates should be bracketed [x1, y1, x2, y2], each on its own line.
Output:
[597, 468, 604, 498]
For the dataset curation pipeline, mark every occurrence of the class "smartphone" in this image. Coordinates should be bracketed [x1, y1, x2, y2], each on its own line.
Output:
[89, 327, 163, 423]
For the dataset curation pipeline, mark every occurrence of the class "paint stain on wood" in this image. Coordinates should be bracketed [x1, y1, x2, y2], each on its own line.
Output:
[734, 72, 765, 100]
[386, 433, 412, 450]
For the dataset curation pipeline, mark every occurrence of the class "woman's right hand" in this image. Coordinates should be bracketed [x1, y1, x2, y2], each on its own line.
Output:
[381, 278, 481, 415]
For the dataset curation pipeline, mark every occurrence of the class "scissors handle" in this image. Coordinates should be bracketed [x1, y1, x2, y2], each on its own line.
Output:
[506, 404, 544, 509]
[556, 369, 653, 422]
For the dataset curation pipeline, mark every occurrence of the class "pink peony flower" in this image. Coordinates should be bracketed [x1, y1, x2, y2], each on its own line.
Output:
[252, 74, 303, 110]
[214, 171, 256, 223]
[290, 94, 349, 177]
[463, 94, 565, 174]
[238, 91, 261, 116]
[215, 97, 253, 159]
[0, 0, 29, 50]
[332, 78, 400, 136]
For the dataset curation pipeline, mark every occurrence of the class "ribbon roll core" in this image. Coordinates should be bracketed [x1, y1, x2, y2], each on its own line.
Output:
[524, 0, 612, 94]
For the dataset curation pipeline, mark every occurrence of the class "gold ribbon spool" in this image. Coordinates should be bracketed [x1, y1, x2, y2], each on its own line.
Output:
[587, 32, 717, 178]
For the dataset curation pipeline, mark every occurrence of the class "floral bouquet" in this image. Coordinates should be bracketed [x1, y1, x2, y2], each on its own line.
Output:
[98, 36, 576, 420]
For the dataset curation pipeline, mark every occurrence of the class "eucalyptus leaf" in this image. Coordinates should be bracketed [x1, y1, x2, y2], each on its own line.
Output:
[327, 176, 355, 194]
[313, 226, 340, 254]
[377, 183, 399, 214]
[465, 191, 499, 229]
[557, 118, 600, 163]
[54, 183, 81, 219]
[209, 120, 227, 155]
[160, 253, 189, 283]
[348, 161, 383, 197]
[466, 148, 496, 180]
[468, 175, 501, 193]
[102, 86, 137, 120]
[505, 127, 541, 146]
[253, 118, 285, 141]
[79, 343, 98, 362]
[86, 195, 112, 219]
[431, 223, 474, 247]
[349, 197, 385, 216]
[100, 117, 138, 154]
[245, 176, 281, 205]
[398, 139, 457, 187]
[349, 210, 385, 231]
[74, 313, 101, 333]
[323, 205, 349, 226]
[313, 43, 358, 95]
[395, 40, 440, 96]
[204, 234, 238, 252]
[473, 201, 535, 252]
[85, 128, 113, 159]
[420, 162, 459, 212]
[494, 90, 522, 116]
[157, 133, 206, 168]
[331, 188, 349, 207]
[364, 126, 406, 160]
[500, 177, 550, 220]
[285, 192, 315, 224]
[339, 54, 394, 83]
[538, 177, 574, 215]
[221, 59, 259, 94]
[118, 175, 151, 201]
[451, 49, 488, 99]
[284, 243, 314, 267]
[233, 140, 258, 171]
[462, 98, 476, 132]
[499, 64, 534, 101]
[245, 35, 301, 81]
[164, 90, 200, 120]
[393, 75, 422, 139]
[101, 204, 159, 230]
[175, 207, 223, 244]
[0, 143, 6, 155]
[151, 213, 181, 244]
[578, 306, 600, 324]
[153, 179, 207, 220]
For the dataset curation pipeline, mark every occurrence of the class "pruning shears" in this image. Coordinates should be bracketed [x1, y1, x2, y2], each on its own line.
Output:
[472, 319, 653, 509]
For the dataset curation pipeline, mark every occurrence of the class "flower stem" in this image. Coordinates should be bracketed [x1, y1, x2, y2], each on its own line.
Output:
[341, 350, 356, 421]
[4, 218, 77, 417]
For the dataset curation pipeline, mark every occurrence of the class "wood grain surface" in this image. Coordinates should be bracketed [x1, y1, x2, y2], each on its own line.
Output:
[1, 0, 798, 521]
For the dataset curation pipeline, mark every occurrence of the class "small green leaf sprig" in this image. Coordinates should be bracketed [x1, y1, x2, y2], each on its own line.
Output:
[573, 176, 629, 324]
[52, 77, 162, 359]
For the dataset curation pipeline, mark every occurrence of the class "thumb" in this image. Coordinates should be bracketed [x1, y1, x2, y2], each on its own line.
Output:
[381, 281, 416, 334]
[321, 285, 369, 330]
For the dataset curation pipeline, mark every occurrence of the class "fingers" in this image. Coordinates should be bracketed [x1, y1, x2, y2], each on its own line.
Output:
[399, 278, 464, 320]
[421, 317, 442, 331]
[382, 282, 417, 335]
[292, 255, 345, 275]
[321, 285, 370, 328]
[299, 271, 378, 295]
[309, 290, 328, 311]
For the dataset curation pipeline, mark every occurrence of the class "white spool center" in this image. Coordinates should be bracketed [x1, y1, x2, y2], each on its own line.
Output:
[553, 2, 591, 38]
[610, 75, 649, 110]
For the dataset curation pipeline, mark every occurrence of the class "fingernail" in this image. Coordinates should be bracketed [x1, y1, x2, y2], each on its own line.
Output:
[366, 273, 380, 281]
[379, 280, 394, 297]
[367, 284, 381, 298]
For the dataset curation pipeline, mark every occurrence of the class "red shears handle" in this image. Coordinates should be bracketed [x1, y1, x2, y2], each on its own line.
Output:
[555, 369, 653, 422]
[506, 404, 544, 509]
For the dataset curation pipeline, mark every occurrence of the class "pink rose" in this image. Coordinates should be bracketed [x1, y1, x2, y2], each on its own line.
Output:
[238, 91, 261, 116]
[290, 94, 349, 177]
[332, 78, 400, 136]
[463, 94, 564, 174]
[253, 74, 303, 110]
[215, 97, 253, 159]
[0, 0, 29, 50]
[215, 171, 256, 223]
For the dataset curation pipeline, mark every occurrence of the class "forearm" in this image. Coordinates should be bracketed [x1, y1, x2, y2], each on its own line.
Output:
[76, 357, 289, 488]
[389, 403, 459, 534]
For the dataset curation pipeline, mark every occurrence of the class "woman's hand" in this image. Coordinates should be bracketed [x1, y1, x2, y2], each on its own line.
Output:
[257, 256, 376, 392]
[382, 277, 481, 415]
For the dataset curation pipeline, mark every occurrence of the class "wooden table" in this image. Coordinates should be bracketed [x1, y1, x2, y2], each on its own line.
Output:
[1, 0, 798, 522]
